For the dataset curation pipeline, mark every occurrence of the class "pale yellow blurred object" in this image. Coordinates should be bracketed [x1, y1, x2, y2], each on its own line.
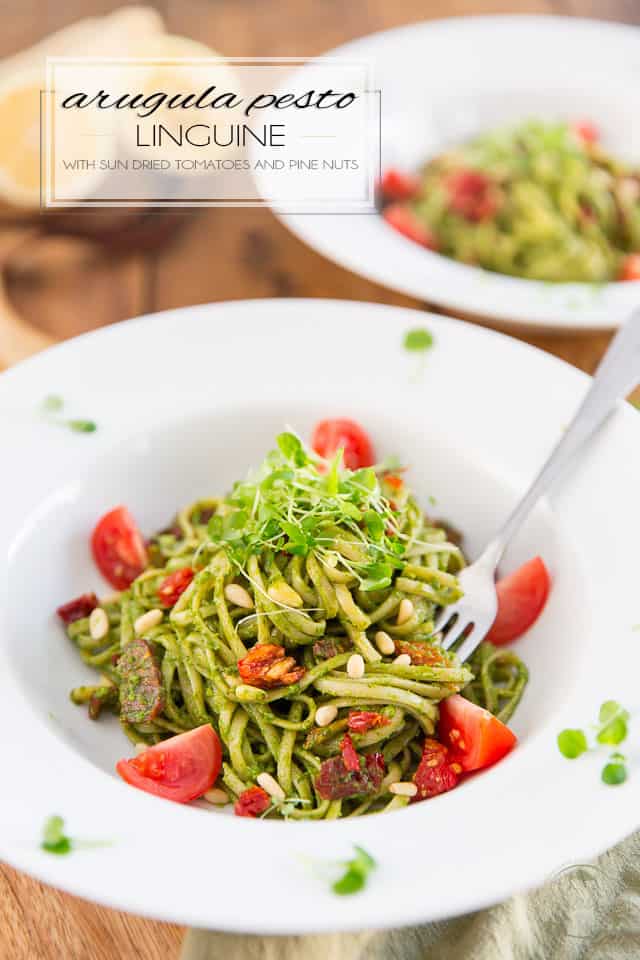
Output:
[0, 6, 166, 208]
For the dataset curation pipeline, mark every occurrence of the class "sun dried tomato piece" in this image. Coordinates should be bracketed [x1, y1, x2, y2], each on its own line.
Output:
[445, 169, 500, 222]
[315, 752, 386, 801]
[394, 641, 446, 666]
[234, 785, 271, 818]
[56, 593, 99, 625]
[312, 635, 350, 660]
[340, 733, 360, 772]
[413, 738, 459, 801]
[347, 711, 389, 733]
[117, 637, 164, 724]
[238, 643, 305, 689]
[157, 567, 194, 607]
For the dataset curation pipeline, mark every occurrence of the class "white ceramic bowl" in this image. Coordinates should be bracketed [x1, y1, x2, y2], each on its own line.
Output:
[1, 298, 639, 932]
[267, 17, 640, 330]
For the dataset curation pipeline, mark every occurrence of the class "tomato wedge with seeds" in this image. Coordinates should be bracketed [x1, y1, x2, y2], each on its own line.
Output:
[438, 695, 516, 773]
[116, 725, 222, 803]
[91, 506, 148, 590]
[486, 556, 551, 646]
[383, 204, 439, 249]
[311, 418, 375, 471]
[157, 567, 194, 607]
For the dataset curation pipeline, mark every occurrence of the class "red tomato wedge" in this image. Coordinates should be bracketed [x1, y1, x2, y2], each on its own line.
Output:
[619, 254, 640, 282]
[91, 506, 148, 590]
[383, 203, 438, 249]
[486, 556, 551, 646]
[116, 725, 222, 803]
[571, 119, 599, 144]
[311, 418, 375, 470]
[379, 168, 420, 202]
[438, 695, 517, 772]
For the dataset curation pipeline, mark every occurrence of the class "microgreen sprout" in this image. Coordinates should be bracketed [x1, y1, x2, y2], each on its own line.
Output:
[40, 395, 97, 435]
[41, 815, 72, 855]
[205, 431, 417, 592]
[260, 796, 312, 820]
[332, 845, 376, 895]
[557, 700, 632, 785]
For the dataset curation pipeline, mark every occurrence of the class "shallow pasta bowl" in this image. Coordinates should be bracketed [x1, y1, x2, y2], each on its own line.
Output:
[1, 297, 640, 932]
[264, 16, 640, 330]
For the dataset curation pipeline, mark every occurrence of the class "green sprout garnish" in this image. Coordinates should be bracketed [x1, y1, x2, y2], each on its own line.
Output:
[205, 431, 414, 592]
[41, 815, 72, 855]
[40, 396, 97, 434]
[601, 762, 627, 786]
[333, 845, 376, 895]
[557, 729, 588, 759]
[67, 419, 97, 434]
[403, 328, 434, 352]
[558, 700, 631, 785]
[596, 701, 629, 746]
[42, 394, 64, 412]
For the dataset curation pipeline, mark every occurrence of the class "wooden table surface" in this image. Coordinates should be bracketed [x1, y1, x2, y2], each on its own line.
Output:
[1, 0, 638, 956]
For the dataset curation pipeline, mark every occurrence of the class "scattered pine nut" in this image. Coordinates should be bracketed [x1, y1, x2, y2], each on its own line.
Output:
[204, 787, 230, 805]
[389, 781, 418, 798]
[88, 607, 109, 641]
[256, 772, 285, 801]
[315, 704, 338, 727]
[393, 653, 412, 667]
[224, 583, 254, 610]
[374, 630, 395, 655]
[396, 598, 415, 625]
[347, 653, 365, 679]
[134, 608, 163, 636]
[134, 743, 148, 755]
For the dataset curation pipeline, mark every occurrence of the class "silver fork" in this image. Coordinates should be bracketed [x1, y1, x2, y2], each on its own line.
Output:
[434, 308, 640, 663]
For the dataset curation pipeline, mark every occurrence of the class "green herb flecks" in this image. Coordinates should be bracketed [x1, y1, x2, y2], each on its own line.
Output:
[41, 815, 72, 855]
[332, 845, 376, 896]
[601, 762, 627, 786]
[40, 395, 97, 435]
[67, 419, 97, 434]
[557, 700, 632, 786]
[557, 729, 588, 759]
[42, 394, 64, 413]
[403, 329, 434, 353]
[206, 431, 411, 591]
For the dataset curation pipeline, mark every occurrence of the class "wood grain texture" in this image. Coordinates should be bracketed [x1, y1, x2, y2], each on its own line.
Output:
[0, 0, 635, 956]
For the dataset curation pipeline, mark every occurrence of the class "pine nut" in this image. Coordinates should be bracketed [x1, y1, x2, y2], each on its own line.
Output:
[134, 743, 148, 755]
[374, 630, 395, 656]
[389, 781, 418, 798]
[204, 787, 229, 805]
[315, 704, 338, 727]
[224, 583, 254, 610]
[134, 608, 163, 635]
[396, 598, 415, 625]
[100, 591, 121, 605]
[268, 581, 303, 608]
[393, 653, 412, 667]
[347, 653, 365, 679]
[256, 772, 285, 801]
[89, 607, 109, 641]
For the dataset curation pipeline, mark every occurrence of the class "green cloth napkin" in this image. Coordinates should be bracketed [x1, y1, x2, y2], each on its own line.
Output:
[181, 831, 640, 960]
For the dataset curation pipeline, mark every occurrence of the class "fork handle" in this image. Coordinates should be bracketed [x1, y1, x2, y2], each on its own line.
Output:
[482, 308, 640, 567]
